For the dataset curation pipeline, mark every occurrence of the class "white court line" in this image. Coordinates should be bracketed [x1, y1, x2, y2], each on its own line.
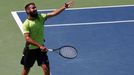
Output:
[45, 20, 134, 27]
[11, 4, 134, 31]
[14, 4, 134, 12]
[11, 11, 23, 33]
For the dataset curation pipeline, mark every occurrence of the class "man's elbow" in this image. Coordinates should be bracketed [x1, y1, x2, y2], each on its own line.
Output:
[24, 35, 31, 43]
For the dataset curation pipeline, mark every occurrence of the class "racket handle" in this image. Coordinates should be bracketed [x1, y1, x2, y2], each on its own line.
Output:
[48, 49, 53, 51]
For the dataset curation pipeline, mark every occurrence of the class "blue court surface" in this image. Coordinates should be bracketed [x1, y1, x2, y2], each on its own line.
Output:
[11, 5, 134, 75]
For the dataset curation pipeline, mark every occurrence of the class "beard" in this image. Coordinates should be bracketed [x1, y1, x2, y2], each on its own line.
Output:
[29, 11, 38, 18]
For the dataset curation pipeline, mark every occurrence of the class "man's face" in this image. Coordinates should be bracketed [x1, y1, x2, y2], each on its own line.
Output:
[27, 4, 38, 17]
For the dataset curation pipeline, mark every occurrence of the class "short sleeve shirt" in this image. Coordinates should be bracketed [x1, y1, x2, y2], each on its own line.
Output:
[22, 14, 47, 49]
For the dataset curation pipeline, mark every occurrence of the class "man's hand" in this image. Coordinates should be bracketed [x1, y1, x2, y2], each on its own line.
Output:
[65, 0, 74, 8]
[47, 0, 74, 18]
[39, 45, 48, 52]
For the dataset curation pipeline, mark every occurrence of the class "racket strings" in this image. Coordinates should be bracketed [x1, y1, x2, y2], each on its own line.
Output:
[59, 47, 77, 58]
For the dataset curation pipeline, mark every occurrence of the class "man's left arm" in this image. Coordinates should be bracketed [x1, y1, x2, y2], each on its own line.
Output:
[46, 1, 73, 18]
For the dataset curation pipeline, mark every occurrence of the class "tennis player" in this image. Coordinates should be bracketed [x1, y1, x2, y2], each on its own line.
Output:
[21, 1, 73, 75]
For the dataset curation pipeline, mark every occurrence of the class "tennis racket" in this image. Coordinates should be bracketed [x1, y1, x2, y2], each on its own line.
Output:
[48, 45, 78, 59]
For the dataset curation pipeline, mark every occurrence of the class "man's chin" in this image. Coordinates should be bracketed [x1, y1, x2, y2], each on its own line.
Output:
[31, 14, 38, 18]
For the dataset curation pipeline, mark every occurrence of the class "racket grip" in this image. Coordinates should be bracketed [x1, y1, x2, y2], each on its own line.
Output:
[48, 49, 53, 51]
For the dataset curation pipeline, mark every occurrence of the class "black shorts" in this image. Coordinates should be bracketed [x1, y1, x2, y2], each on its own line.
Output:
[21, 48, 49, 68]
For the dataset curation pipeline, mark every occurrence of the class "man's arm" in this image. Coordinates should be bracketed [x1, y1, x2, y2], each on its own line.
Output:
[24, 33, 47, 51]
[47, 1, 73, 18]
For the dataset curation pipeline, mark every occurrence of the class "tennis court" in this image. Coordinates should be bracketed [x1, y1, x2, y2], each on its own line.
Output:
[11, 5, 134, 75]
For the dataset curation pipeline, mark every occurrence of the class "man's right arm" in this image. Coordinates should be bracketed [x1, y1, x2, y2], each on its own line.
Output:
[24, 33, 47, 51]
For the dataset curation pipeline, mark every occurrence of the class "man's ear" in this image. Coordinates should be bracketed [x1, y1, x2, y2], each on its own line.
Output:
[26, 8, 30, 14]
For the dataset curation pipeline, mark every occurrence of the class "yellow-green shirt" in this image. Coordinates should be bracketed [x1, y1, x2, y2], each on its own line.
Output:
[22, 14, 47, 49]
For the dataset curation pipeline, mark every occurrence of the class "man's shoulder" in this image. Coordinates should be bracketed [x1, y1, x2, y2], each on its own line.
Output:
[39, 13, 47, 19]
[39, 13, 47, 16]
[23, 19, 29, 23]
[23, 19, 29, 26]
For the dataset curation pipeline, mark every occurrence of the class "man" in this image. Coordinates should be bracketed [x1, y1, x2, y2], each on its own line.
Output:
[21, 1, 73, 75]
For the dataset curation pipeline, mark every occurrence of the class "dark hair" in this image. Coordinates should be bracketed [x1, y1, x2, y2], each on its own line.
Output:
[25, 2, 35, 10]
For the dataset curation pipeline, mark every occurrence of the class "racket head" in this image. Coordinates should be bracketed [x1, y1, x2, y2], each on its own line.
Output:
[58, 45, 78, 59]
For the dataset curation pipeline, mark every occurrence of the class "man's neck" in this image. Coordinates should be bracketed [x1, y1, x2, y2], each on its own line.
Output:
[28, 16, 36, 20]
